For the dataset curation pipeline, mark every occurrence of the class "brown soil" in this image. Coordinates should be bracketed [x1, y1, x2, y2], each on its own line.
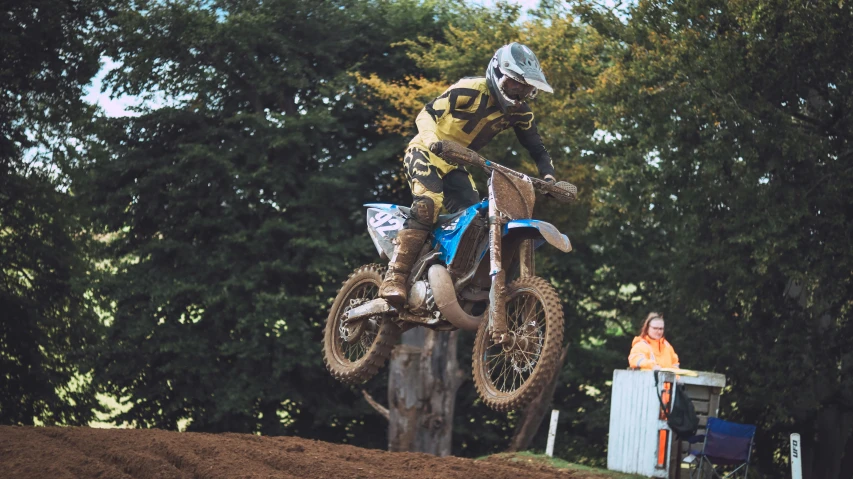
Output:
[0, 425, 607, 479]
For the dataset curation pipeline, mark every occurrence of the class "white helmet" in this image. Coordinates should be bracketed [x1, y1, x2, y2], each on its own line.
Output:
[485, 42, 553, 111]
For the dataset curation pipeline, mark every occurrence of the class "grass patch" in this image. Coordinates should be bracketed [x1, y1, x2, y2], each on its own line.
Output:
[486, 451, 647, 479]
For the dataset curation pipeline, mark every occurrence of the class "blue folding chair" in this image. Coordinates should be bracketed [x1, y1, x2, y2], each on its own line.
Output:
[688, 417, 755, 479]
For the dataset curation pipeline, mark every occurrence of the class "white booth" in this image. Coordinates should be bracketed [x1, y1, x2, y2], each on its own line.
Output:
[607, 369, 726, 478]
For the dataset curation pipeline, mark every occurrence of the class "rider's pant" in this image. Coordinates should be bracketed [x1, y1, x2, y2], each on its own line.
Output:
[403, 144, 479, 231]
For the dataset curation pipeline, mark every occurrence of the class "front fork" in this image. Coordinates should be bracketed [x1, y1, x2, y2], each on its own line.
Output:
[487, 185, 509, 343]
[487, 193, 536, 344]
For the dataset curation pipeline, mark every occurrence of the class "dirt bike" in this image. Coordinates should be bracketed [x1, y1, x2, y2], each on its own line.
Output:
[322, 140, 577, 411]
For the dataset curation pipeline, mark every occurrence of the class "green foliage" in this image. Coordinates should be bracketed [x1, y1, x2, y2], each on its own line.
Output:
[80, 0, 452, 443]
[1, 0, 105, 157]
[0, 0, 107, 426]
[577, 0, 853, 476]
[0, 165, 102, 426]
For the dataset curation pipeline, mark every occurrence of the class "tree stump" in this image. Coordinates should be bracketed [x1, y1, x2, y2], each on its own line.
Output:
[387, 328, 464, 456]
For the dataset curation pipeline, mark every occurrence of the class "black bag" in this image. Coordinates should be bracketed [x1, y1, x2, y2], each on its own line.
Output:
[655, 372, 699, 438]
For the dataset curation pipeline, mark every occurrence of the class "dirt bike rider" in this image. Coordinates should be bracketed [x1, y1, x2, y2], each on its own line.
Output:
[379, 42, 559, 308]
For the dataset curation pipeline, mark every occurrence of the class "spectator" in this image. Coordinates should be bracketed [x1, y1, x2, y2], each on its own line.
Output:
[628, 312, 680, 370]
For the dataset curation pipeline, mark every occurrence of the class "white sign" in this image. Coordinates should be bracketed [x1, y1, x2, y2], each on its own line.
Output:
[790, 433, 802, 479]
[546, 409, 560, 457]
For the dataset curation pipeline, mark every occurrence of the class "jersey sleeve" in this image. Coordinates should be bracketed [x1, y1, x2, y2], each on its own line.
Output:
[513, 113, 555, 177]
[415, 87, 453, 145]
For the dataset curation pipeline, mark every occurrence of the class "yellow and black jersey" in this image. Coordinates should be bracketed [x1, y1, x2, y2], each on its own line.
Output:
[410, 77, 554, 177]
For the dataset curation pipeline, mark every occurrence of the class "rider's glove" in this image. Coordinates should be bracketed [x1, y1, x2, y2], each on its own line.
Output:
[420, 131, 440, 150]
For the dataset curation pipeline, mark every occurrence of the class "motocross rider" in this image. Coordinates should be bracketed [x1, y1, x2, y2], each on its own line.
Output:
[379, 42, 559, 308]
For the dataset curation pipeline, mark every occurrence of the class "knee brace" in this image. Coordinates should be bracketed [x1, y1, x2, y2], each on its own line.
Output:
[406, 196, 436, 231]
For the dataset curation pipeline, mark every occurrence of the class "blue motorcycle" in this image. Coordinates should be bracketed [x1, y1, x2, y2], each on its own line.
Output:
[323, 140, 577, 411]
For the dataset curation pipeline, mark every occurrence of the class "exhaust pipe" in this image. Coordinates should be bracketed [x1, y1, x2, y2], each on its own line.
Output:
[428, 265, 485, 332]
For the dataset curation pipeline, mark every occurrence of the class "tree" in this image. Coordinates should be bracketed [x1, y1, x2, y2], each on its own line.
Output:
[0, 0, 108, 426]
[576, 0, 853, 476]
[0, 165, 102, 426]
[386, 328, 465, 455]
[80, 0, 455, 444]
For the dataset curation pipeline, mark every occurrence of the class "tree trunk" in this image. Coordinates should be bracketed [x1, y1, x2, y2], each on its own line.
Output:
[837, 420, 853, 479]
[387, 328, 464, 456]
[810, 404, 853, 479]
[506, 343, 569, 452]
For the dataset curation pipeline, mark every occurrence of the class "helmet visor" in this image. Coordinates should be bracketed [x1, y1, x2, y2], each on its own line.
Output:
[501, 77, 536, 101]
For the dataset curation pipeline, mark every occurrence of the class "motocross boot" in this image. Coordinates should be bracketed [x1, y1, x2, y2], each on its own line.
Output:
[379, 228, 429, 308]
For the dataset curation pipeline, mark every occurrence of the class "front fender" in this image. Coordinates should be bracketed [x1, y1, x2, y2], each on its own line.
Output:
[503, 219, 572, 253]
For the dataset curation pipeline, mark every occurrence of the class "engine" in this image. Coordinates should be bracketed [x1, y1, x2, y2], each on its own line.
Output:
[406, 280, 435, 314]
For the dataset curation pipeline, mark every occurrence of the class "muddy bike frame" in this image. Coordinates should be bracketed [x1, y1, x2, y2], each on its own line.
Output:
[429, 140, 576, 344]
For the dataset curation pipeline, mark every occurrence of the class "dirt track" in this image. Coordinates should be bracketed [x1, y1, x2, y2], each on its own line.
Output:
[0, 425, 611, 479]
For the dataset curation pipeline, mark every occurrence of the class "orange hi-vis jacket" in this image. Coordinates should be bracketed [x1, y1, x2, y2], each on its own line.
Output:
[628, 335, 680, 370]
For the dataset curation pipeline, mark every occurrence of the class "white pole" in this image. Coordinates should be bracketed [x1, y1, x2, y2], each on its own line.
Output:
[546, 409, 560, 457]
[790, 433, 803, 479]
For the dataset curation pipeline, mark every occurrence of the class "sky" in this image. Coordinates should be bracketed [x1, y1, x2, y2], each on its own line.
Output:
[83, 57, 138, 118]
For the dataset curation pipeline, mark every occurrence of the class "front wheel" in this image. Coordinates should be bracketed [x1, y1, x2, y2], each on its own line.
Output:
[472, 276, 564, 411]
[323, 264, 401, 385]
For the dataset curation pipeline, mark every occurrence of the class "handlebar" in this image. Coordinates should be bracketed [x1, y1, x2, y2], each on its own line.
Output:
[429, 140, 577, 204]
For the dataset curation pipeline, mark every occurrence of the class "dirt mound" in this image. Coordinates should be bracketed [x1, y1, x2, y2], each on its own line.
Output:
[0, 426, 607, 479]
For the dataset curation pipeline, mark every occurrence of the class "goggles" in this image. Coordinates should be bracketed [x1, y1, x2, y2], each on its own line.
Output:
[500, 77, 537, 101]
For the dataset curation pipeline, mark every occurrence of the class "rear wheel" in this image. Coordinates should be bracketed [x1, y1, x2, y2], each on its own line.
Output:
[472, 276, 564, 411]
[323, 264, 401, 385]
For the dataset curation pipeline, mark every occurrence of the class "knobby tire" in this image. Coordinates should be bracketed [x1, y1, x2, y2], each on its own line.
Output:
[472, 276, 564, 412]
[323, 264, 401, 385]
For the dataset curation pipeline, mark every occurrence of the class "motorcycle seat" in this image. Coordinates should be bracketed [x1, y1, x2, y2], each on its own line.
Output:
[395, 206, 467, 226]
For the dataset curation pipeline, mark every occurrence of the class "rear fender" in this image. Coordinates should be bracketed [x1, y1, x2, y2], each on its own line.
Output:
[503, 219, 572, 253]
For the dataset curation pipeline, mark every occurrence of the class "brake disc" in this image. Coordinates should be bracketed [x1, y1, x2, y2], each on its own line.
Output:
[339, 298, 369, 343]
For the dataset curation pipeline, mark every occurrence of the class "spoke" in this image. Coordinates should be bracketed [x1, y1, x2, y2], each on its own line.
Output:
[487, 353, 502, 369]
[485, 288, 550, 394]
[504, 367, 512, 393]
[337, 282, 383, 364]
[494, 362, 501, 390]
[519, 294, 530, 325]
[509, 296, 520, 329]
[483, 289, 549, 394]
